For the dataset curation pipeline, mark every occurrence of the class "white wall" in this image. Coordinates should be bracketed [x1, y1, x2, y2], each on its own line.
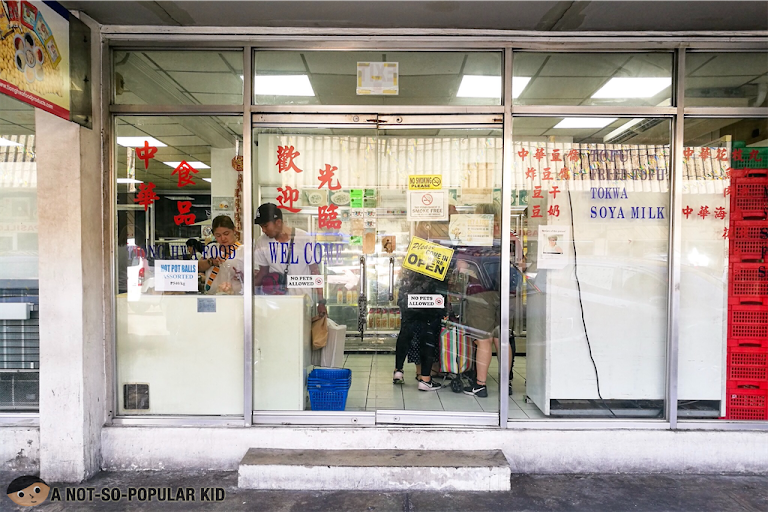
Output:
[101, 426, 768, 474]
[0, 427, 39, 473]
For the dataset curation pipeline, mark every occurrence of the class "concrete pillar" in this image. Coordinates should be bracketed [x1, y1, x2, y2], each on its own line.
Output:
[35, 13, 105, 482]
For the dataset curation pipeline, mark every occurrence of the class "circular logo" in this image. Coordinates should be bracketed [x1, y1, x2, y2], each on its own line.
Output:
[435, 296, 444, 306]
[314, 277, 322, 285]
[431, 177, 441, 188]
[421, 193, 433, 206]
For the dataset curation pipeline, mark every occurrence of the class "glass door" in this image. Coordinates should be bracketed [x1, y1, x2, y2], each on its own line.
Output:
[251, 115, 506, 426]
[373, 117, 505, 424]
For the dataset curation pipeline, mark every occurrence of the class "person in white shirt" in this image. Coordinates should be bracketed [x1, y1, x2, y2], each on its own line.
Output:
[198, 215, 244, 295]
[253, 203, 326, 314]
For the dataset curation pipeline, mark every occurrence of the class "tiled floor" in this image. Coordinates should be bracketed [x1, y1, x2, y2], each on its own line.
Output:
[342, 352, 546, 418]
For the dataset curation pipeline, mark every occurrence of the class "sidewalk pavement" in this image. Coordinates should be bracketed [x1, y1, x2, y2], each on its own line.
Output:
[2, 470, 767, 511]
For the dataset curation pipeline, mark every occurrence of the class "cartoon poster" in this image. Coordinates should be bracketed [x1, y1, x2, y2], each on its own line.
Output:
[537, 225, 569, 269]
[449, 214, 494, 246]
[0, 1, 70, 119]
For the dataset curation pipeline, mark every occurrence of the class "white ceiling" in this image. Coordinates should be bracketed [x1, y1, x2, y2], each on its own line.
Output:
[60, 1, 768, 31]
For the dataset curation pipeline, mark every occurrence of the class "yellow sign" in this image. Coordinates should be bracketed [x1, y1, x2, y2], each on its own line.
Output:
[402, 237, 454, 281]
[408, 174, 442, 190]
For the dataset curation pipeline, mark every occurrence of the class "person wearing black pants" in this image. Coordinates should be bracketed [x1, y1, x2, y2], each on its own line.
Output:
[393, 271, 445, 391]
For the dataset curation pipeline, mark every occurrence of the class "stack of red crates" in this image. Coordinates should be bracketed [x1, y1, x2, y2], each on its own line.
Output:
[726, 169, 768, 420]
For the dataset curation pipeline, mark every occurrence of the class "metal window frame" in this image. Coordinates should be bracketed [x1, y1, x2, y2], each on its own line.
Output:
[100, 32, 768, 431]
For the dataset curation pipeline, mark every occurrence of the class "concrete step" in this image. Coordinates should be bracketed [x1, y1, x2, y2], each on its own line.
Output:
[238, 448, 511, 491]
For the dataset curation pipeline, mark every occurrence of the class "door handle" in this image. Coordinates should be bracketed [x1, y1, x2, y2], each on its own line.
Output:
[388, 257, 395, 302]
[359, 256, 366, 295]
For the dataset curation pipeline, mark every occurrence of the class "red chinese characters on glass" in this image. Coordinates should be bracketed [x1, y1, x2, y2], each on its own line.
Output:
[549, 186, 560, 199]
[134, 183, 159, 211]
[682, 205, 694, 219]
[276, 145, 303, 173]
[517, 148, 529, 159]
[732, 149, 744, 162]
[723, 186, 731, 198]
[318, 204, 342, 230]
[317, 164, 341, 191]
[722, 227, 729, 239]
[531, 205, 543, 218]
[551, 149, 562, 162]
[714, 207, 727, 220]
[525, 167, 537, 180]
[172, 160, 198, 188]
[683, 147, 695, 160]
[558, 168, 570, 180]
[547, 205, 560, 217]
[174, 201, 196, 226]
[542, 168, 553, 180]
[276, 186, 300, 213]
[699, 147, 711, 160]
[534, 148, 546, 161]
[749, 149, 762, 162]
[532, 186, 543, 199]
[715, 148, 729, 161]
[567, 149, 580, 161]
[698, 205, 710, 219]
[135, 141, 157, 170]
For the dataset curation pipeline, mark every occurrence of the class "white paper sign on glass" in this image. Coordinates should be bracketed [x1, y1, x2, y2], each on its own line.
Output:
[407, 294, 445, 308]
[407, 190, 448, 221]
[357, 62, 399, 95]
[538, 225, 569, 269]
[449, 214, 494, 246]
[154, 260, 199, 291]
[288, 275, 324, 288]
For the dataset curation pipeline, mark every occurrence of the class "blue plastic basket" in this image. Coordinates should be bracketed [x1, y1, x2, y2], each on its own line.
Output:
[307, 368, 352, 411]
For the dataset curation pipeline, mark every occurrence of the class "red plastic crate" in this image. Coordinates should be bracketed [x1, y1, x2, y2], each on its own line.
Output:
[730, 169, 768, 180]
[728, 221, 768, 261]
[727, 305, 768, 339]
[726, 386, 768, 420]
[729, 174, 768, 220]
[727, 346, 768, 383]
[728, 337, 768, 348]
[728, 263, 768, 305]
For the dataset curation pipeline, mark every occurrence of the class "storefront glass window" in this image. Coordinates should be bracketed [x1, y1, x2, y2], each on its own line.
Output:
[252, 124, 505, 415]
[0, 95, 37, 412]
[509, 117, 671, 420]
[678, 117, 768, 422]
[114, 116, 245, 415]
[113, 50, 244, 105]
[685, 52, 768, 107]
[253, 51, 502, 106]
[513, 52, 673, 107]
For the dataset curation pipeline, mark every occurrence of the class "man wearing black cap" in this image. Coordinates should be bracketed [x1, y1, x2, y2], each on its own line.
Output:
[254, 203, 326, 314]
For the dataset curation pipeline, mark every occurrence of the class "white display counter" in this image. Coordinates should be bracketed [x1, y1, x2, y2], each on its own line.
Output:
[253, 295, 312, 411]
[116, 294, 244, 415]
[526, 189, 726, 415]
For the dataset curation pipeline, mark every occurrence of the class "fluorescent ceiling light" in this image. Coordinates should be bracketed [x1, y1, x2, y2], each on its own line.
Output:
[202, 178, 212, 183]
[457, 76, 500, 98]
[166, 196, 194, 201]
[254, 75, 315, 96]
[554, 118, 618, 129]
[162, 161, 211, 169]
[592, 77, 672, 99]
[456, 76, 531, 99]
[0, 137, 22, 146]
[116, 178, 143, 184]
[116, 136, 167, 147]
[603, 118, 644, 141]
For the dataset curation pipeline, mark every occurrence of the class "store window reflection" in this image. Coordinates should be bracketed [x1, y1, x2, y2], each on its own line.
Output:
[678, 118, 768, 422]
[0, 95, 38, 412]
[114, 116, 244, 416]
[510, 117, 671, 420]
